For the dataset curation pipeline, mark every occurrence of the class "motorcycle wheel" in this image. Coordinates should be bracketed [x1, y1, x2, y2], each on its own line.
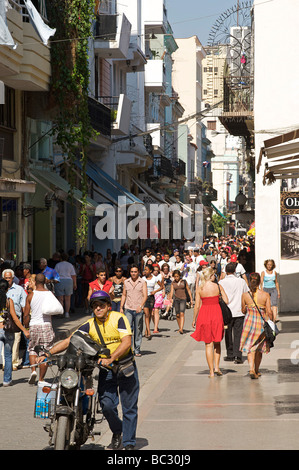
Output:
[55, 415, 71, 450]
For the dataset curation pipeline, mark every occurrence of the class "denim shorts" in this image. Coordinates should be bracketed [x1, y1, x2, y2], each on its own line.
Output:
[55, 278, 73, 296]
[174, 298, 187, 314]
[263, 287, 278, 307]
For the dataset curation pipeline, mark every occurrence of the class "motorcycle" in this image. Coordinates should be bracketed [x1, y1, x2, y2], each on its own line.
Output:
[34, 331, 113, 450]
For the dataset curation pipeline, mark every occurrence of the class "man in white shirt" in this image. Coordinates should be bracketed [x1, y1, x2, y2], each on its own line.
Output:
[54, 253, 77, 318]
[181, 255, 197, 301]
[158, 253, 174, 272]
[230, 254, 248, 285]
[141, 248, 156, 271]
[219, 262, 249, 363]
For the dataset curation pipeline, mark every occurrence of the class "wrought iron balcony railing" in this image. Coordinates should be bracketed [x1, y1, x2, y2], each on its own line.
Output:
[88, 97, 111, 137]
[223, 75, 254, 115]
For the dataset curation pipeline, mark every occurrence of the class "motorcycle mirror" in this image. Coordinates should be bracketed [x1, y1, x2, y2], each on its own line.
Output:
[34, 345, 47, 354]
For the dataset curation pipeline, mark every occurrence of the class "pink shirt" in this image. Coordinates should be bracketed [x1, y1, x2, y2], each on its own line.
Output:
[124, 277, 146, 310]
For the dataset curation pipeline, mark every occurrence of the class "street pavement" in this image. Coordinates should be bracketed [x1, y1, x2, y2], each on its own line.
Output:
[1, 308, 299, 450]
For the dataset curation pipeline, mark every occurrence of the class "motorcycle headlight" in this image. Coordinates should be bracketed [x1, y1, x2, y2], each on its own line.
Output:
[60, 369, 78, 389]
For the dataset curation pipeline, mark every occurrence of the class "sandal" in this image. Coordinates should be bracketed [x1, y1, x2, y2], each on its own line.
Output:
[214, 370, 223, 376]
[249, 371, 259, 379]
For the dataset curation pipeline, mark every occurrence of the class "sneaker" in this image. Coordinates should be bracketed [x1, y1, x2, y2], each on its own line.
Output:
[3, 381, 12, 387]
[28, 371, 37, 385]
[65, 312, 70, 318]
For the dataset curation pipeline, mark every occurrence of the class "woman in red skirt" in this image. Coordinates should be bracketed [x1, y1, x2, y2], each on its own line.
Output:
[192, 267, 228, 377]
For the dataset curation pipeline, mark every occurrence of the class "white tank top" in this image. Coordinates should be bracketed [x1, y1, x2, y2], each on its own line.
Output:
[29, 290, 53, 326]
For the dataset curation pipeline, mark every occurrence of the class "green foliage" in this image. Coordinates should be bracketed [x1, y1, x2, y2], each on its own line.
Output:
[211, 214, 227, 235]
[46, 0, 97, 250]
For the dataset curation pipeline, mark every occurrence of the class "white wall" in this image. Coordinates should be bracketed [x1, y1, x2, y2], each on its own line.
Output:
[254, 0, 299, 311]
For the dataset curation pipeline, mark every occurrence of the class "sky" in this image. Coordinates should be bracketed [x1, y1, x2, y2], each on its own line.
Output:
[166, 0, 247, 46]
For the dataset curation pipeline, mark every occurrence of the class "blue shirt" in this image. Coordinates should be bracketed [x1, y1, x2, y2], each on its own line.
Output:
[7, 283, 27, 318]
[42, 266, 60, 282]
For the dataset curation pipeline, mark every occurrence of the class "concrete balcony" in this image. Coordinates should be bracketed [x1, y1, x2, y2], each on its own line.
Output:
[146, 123, 164, 154]
[100, 94, 132, 136]
[143, 0, 168, 34]
[94, 13, 131, 59]
[0, 2, 51, 91]
[144, 60, 166, 92]
[116, 136, 152, 171]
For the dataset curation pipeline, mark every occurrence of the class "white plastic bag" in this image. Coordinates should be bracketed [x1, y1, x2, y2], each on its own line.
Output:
[42, 292, 64, 316]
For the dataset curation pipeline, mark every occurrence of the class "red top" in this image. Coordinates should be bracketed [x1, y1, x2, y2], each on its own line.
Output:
[89, 279, 113, 294]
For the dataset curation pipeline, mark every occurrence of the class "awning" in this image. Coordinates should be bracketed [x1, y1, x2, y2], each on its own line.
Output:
[257, 129, 299, 184]
[211, 203, 226, 219]
[29, 169, 98, 214]
[132, 178, 167, 205]
[165, 196, 194, 216]
[84, 161, 143, 206]
[0, 177, 36, 194]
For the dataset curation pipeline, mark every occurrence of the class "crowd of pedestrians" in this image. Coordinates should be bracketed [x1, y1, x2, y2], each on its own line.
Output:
[0, 234, 284, 449]
[0, 233, 281, 390]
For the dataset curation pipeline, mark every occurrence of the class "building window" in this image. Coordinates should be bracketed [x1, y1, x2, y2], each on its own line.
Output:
[0, 198, 17, 260]
[203, 89, 207, 95]
[0, 86, 16, 161]
[207, 121, 216, 131]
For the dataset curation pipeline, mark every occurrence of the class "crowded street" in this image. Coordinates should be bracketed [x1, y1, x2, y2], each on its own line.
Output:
[1, 299, 299, 450]
[1, 239, 299, 451]
[1, 0, 299, 455]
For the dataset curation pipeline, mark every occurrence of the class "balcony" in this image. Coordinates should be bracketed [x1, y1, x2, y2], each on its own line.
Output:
[143, 0, 168, 34]
[202, 182, 218, 206]
[116, 135, 152, 171]
[146, 123, 164, 154]
[189, 179, 203, 198]
[150, 155, 173, 180]
[88, 97, 111, 137]
[218, 75, 254, 145]
[94, 13, 131, 59]
[173, 159, 186, 178]
[144, 60, 166, 92]
[0, 1, 51, 91]
[100, 95, 132, 136]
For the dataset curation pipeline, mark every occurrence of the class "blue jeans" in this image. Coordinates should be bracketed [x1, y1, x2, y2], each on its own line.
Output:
[0, 329, 14, 384]
[124, 309, 143, 353]
[98, 364, 139, 447]
[111, 300, 121, 312]
[22, 334, 30, 366]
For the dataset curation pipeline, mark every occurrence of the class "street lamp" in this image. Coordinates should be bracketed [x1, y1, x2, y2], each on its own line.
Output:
[235, 190, 247, 211]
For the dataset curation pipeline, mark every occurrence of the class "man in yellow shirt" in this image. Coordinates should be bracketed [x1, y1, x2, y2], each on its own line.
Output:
[39, 290, 139, 450]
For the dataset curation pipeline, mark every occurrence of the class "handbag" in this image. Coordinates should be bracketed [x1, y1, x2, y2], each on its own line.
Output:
[42, 292, 64, 316]
[248, 291, 277, 348]
[93, 318, 135, 377]
[3, 301, 21, 333]
[184, 280, 191, 303]
[215, 279, 232, 326]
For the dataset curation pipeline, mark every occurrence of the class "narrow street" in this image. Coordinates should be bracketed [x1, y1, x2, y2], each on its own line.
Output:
[2, 309, 299, 451]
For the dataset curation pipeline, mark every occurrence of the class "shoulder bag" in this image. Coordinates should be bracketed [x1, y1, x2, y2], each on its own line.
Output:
[93, 318, 135, 378]
[42, 292, 64, 316]
[3, 300, 21, 333]
[248, 291, 278, 348]
[215, 279, 232, 326]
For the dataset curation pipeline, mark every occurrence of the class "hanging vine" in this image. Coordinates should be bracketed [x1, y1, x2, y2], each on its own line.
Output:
[46, 0, 97, 250]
